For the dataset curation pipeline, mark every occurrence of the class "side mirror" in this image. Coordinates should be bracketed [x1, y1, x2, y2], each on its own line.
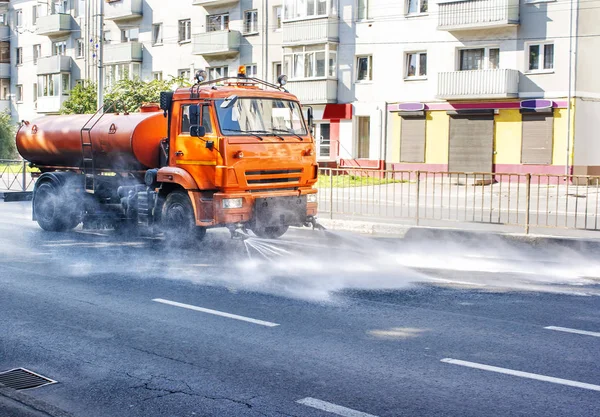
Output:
[190, 125, 206, 138]
[160, 91, 173, 113]
[306, 106, 314, 134]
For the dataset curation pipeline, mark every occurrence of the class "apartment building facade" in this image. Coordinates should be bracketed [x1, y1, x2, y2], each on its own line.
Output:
[3, 0, 598, 175]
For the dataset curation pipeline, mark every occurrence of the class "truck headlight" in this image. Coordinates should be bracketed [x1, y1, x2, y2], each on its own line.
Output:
[222, 198, 243, 209]
[307, 193, 318, 203]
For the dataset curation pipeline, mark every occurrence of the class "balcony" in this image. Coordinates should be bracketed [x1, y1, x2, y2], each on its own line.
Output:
[437, 0, 519, 31]
[0, 100, 9, 113]
[437, 69, 519, 99]
[192, 0, 238, 6]
[282, 16, 338, 45]
[37, 95, 69, 114]
[104, 42, 143, 64]
[36, 55, 72, 75]
[287, 79, 337, 104]
[0, 63, 9, 78]
[0, 25, 9, 40]
[105, 0, 143, 21]
[36, 13, 73, 36]
[192, 31, 240, 57]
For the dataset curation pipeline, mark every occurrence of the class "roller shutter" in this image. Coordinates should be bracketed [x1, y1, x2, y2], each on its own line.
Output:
[521, 114, 553, 164]
[448, 115, 494, 173]
[400, 116, 426, 163]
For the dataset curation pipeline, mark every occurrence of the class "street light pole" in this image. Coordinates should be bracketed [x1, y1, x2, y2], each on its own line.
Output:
[97, 0, 104, 110]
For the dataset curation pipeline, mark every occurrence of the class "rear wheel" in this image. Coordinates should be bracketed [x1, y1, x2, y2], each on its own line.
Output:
[252, 225, 289, 239]
[161, 191, 206, 243]
[34, 182, 81, 232]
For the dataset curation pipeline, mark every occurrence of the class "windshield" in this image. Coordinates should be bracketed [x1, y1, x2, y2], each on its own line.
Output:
[215, 98, 307, 137]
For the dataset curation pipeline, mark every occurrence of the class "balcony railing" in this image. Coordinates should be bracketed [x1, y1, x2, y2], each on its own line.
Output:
[105, 0, 143, 21]
[36, 55, 72, 75]
[104, 42, 143, 64]
[192, 0, 238, 6]
[37, 95, 69, 114]
[36, 13, 73, 36]
[0, 63, 9, 78]
[437, 0, 519, 31]
[286, 79, 337, 104]
[192, 31, 240, 56]
[282, 16, 338, 45]
[437, 69, 519, 99]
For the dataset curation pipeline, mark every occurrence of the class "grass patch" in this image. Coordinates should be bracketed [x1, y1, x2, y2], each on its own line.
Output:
[316, 174, 408, 188]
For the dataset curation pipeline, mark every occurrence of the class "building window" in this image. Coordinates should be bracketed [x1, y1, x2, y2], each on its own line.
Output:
[274, 6, 282, 30]
[245, 64, 257, 77]
[121, 28, 139, 42]
[0, 42, 9, 64]
[33, 83, 37, 107]
[52, 41, 67, 56]
[153, 71, 163, 81]
[16, 9, 22, 27]
[16, 85, 23, 102]
[77, 0, 85, 17]
[178, 68, 191, 81]
[16, 47, 22, 65]
[356, 116, 370, 159]
[0, 79, 9, 100]
[316, 123, 331, 158]
[528, 43, 554, 72]
[0, 13, 8, 26]
[50, 0, 68, 14]
[356, 55, 372, 81]
[178, 19, 191, 42]
[209, 66, 228, 80]
[32, 5, 38, 25]
[357, 0, 369, 20]
[283, 44, 337, 79]
[405, 52, 427, 78]
[104, 31, 112, 43]
[459, 47, 499, 71]
[284, 0, 328, 20]
[62, 73, 70, 95]
[207, 14, 229, 32]
[104, 63, 141, 87]
[33, 44, 41, 64]
[38, 75, 57, 96]
[152, 23, 163, 45]
[273, 61, 282, 83]
[244, 10, 258, 34]
[76, 39, 83, 58]
[406, 0, 428, 14]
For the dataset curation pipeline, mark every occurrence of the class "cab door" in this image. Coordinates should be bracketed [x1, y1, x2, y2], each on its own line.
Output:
[174, 103, 218, 189]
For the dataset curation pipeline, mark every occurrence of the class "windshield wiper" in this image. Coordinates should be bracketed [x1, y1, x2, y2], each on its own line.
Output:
[271, 128, 304, 141]
[222, 129, 263, 141]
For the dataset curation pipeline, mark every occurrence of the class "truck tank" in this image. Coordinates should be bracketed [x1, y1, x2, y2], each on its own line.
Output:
[16, 108, 167, 171]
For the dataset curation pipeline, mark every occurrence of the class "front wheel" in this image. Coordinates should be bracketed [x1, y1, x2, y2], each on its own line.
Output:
[252, 225, 289, 239]
[161, 191, 206, 243]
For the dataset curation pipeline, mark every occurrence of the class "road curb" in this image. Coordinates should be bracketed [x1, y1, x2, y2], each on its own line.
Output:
[0, 384, 73, 417]
[0, 191, 32, 202]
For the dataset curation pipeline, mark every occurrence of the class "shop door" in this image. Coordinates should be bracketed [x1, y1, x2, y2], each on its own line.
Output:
[448, 115, 494, 173]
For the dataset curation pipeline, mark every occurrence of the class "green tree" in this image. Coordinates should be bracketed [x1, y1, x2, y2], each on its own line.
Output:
[105, 76, 190, 113]
[60, 82, 98, 114]
[0, 111, 16, 159]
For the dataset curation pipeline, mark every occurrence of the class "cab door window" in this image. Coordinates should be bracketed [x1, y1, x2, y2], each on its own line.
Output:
[181, 104, 213, 134]
[201, 104, 213, 134]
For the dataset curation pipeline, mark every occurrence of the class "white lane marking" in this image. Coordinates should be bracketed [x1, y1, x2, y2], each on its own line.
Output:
[544, 326, 600, 338]
[296, 397, 379, 417]
[152, 298, 280, 327]
[441, 358, 600, 392]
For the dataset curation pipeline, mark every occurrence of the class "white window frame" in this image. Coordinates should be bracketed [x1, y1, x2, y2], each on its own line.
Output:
[121, 27, 139, 43]
[244, 10, 258, 35]
[356, 55, 373, 82]
[283, 44, 337, 80]
[152, 71, 163, 81]
[16, 84, 22, 102]
[244, 64, 258, 77]
[178, 19, 191, 43]
[208, 66, 228, 80]
[32, 5, 38, 25]
[207, 13, 229, 32]
[152, 23, 163, 46]
[16, 47, 22, 65]
[15, 9, 22, 27]
[405, 51, 427, 79]
[357, 0, 370, 20]
[76, 39, 84, 58]
[178, 68, 191, 80]
[526, 41, 554, 73]
[273, 6, 282, 30]
[457, 46, 500, 71]
[405, 0, 428, 15]
[273, 61, 282, 83]
[0, 79, 9, 100]
[283, 0, 330, 21]
[104, 63, 141, 88]
[33, 44, 41, 64]
[52, 41, 67, 56]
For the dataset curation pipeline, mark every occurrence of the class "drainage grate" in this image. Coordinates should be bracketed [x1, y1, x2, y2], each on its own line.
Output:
[0, 368, 57, 390]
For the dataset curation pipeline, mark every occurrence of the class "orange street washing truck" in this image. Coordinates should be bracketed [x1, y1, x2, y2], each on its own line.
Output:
[16, 68, 321, 240]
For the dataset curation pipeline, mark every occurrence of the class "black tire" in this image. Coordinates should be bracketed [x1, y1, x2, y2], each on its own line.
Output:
[161, 191, 206, 243]
[34, 182, 81, 232]
[252, 225, 289, 239]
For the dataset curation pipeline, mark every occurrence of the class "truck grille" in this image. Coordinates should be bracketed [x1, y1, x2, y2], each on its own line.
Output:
[245, 169, 303, 186]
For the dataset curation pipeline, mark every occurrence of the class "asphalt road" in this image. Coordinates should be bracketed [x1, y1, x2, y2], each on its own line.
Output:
[1, 201, 600, 417]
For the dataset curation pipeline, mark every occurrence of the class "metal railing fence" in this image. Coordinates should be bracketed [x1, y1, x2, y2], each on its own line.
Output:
[0, 159, 36, 192]
[316, 168, 600, 233]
